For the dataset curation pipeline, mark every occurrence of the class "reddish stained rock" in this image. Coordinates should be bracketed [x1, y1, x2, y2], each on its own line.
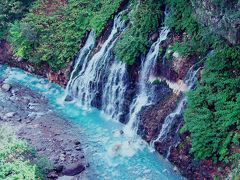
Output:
[163, 132, 229, 179]
[150, 32, 159, 42]
[0, 40, 72, 87]
[47, 62, 72, 86]
[0, 40, 12, 61]
[138, 29, 229, 178]
[153, 30, 197, 83]
[138, 93, 179, 142]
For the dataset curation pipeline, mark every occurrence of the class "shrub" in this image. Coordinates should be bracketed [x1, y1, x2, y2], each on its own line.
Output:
[0, 0, 34, 39]
[152, 79, 161, 85]
[0, 124, 44, 179]
[183, 45, 240, 162]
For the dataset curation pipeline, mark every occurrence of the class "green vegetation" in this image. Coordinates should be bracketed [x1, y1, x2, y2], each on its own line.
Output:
[114, 0, 163, 64]
[1, 0, 239, 175]
[9, 0, 123, 70]
[0, 0, 34, 39]
[166, 0, 240, 166]
[165, 0, 224, 57]
[183, 46, 240, 163]
[8, 0, 164, 68]
[152, 79, 161, 85]
[0, 124, 45, 179]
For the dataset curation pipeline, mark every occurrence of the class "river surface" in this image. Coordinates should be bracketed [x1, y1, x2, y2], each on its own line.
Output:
[0, 65, 184, 180]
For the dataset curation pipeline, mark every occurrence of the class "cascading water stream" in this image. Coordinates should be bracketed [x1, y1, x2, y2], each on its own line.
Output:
[150, 66, 200, 148]
[124, 27, 170, 137]
[101, 60, 127, 120]
[65, 31, 96, 98]
[165, 121, 183, 159]
[65, 11, 127, 109]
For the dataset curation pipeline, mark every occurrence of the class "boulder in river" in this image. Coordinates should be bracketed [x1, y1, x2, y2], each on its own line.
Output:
[64, 95, 73, 102]
[1, 83, 11, 92]
[62, 163, 85, 176]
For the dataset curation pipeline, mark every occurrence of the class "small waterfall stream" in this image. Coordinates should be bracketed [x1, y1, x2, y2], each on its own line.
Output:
[124, 27, 170, 137]
[66, 11, 127, 109]
[150, 66, 200, 152]
[65, 31, 96, 98]
[102, 60, 127, 120]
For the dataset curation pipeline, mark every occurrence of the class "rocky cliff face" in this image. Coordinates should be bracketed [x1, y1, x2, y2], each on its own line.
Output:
[136, 31, 230, 179]
[191, 0, 240, 45]
[1, 1, 236, 178]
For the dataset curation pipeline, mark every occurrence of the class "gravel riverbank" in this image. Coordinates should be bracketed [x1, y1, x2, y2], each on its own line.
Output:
[0, 79, 88, 179]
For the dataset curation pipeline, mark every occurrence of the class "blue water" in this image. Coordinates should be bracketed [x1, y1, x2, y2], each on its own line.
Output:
[0, 65, 184, 180]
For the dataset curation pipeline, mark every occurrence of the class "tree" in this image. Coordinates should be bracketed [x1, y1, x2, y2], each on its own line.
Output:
[0, 0, 34, 39]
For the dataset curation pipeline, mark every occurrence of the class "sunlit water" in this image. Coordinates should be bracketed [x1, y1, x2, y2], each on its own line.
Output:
[0, 65, 184, 180]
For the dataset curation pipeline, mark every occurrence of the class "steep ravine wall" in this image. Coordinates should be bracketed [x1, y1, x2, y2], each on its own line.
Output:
[135, 28, 234, 178]
[0, 39, 72, 86]
[191, 0, 240, 45]
[135, 32, 221, 179]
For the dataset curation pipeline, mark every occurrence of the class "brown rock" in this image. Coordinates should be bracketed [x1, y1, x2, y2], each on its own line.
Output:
[62, 163, 85, 176]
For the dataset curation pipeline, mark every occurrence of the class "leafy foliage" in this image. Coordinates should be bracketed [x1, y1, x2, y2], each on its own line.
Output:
[9, 0, 123, 70]
[114, 0, 163, 64]
[0, 0, 34, 39]
[0, 124, 44, 179]
[183, 45, 240, 162]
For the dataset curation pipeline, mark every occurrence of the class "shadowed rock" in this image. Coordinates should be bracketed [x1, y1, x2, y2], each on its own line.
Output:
[62, 163, 85, 176]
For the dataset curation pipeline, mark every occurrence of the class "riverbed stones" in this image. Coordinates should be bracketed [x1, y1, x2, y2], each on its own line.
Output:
[4, 112, 16, 119]
[73, 140, 81, 145]
[75, 146, 81, 151]
[0, 83, 87, 178]
[60, 153, 66, 161]
[54, 165, 64, 173]
[57, 176, 74, 180]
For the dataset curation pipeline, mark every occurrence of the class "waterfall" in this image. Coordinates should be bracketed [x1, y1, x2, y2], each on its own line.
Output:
[102, 60, 127, 120]
[150, 66, 200, 147]
[124, 27, 170, 137]
[65, 11, 127, 109]
[65, 31, 96, 98]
